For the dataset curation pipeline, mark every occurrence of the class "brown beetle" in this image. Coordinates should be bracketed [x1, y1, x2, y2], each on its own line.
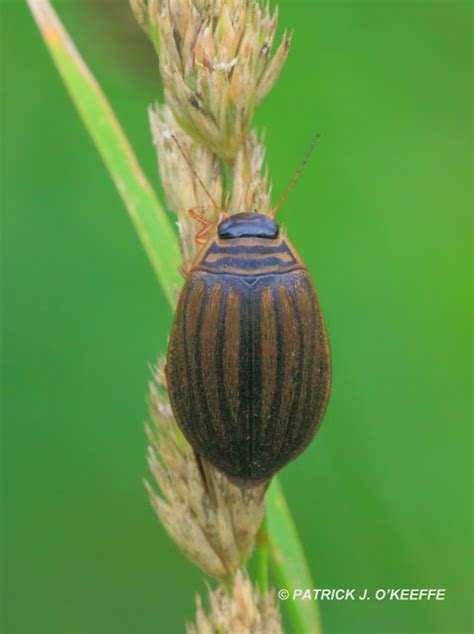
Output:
[166, 209, 331, 488]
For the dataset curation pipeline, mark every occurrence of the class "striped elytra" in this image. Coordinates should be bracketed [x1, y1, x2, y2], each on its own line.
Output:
[166, 212, 331, 487]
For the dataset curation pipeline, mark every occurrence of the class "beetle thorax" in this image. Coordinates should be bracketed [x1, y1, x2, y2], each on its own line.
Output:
[218, 212, 279, 240]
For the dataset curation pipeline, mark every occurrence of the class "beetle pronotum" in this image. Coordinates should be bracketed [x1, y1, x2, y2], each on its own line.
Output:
[166, 139, 331, 488]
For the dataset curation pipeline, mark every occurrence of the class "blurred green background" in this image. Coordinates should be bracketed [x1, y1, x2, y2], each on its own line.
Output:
[1, 1, 472, 633]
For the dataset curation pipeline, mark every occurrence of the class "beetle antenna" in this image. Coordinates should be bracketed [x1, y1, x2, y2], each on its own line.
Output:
[171, 134, 221, 211]
[270, 134, 320, 217]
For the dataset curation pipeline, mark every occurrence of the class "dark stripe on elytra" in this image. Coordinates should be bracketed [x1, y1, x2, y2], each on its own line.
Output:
[172, 293, 190, 434]
[307, 278, 326, 427]
[254, 283, 272, 465]
[182, 280, 208, 447]
[249, 282, 264, 468]
[236, 280, 254, 470]
[196, 282, 224, 443]
[274, 280, 307, 459]
[310, 292, 329, 437]
[200, 256, 297, 270]
[245, 282, 254, 469]
[258, 283, 287, 461]
[176, 284, 191, 433]
[259, 287, 277, 439]
[205, 242, 292, 256]
[270, 276, 310, 463]
[188, 279, 218, 448]
[288, 280, 310, 444]
[183, 280, 206, 444]
[215, 285, 238, 451]
[195, 264, 305, 278]
[201, 284, 222, 440]
[292, 276, 318, 449]
[256, 285, 274, 449]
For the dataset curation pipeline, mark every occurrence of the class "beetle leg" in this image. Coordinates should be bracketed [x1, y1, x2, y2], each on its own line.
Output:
[178, 264, 189, 279]
[194, 226, 212, 245]
[188, 206, 214, 245]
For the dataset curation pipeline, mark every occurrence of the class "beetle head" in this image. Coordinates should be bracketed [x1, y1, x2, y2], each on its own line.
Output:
[218, 213, 279, 240]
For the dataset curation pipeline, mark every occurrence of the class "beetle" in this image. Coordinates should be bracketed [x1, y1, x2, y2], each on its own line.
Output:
[166, 136, 331, 487]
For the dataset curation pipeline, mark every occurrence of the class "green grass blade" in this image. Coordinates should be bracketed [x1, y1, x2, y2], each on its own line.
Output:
[26, 0, 182, 309]
[267, 477, 322, 634]
[255, 516, 269, 594]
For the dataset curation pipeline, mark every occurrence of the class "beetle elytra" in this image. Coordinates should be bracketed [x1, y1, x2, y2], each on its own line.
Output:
[166, 209, 331, 488]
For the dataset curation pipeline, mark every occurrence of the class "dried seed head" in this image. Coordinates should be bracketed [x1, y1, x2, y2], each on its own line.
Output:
[133, 0, 291, 159]
[146, 360, 266, 578]
[228, 130, 271, 214]
[149, 104, 223, 267]
[187, 571, 284, 634]
[129, 0, 148, 31]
